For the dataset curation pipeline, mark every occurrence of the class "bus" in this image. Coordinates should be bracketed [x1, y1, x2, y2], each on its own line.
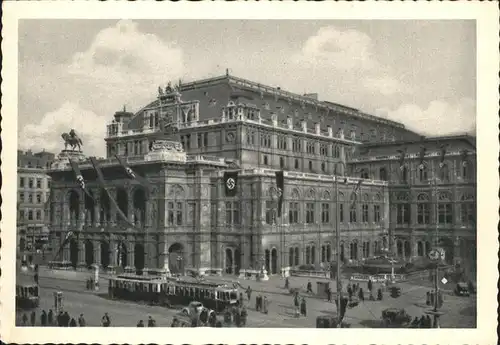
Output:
[108, 275, 239, 312]
[16, 273, 39, 309]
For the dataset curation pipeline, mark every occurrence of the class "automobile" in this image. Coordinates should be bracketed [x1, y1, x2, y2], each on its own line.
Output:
[181, 301, 211, 318]
[381, 308, 411, 328]
[454, 282, 470, 297]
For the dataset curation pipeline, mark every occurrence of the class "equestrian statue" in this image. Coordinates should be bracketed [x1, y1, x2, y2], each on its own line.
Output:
[61, 129, 83, 151]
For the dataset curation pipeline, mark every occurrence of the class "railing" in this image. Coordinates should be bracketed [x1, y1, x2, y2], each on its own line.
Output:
[349, 150, 475, 163]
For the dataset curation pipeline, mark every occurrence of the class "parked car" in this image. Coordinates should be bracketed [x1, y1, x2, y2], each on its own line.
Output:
[181, 301, 211, 318]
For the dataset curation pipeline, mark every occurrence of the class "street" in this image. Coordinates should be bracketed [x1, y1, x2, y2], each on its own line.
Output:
[16, 268, 476, 328]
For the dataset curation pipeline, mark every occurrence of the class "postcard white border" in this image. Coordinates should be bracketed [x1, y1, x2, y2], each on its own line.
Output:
[1, 1, 498, 344]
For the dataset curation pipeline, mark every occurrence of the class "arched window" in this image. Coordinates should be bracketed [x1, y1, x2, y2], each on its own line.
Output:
[294, 159, 299, 169]
[418, 163, 428, 182]
[417, 193, 430, 224]
[401, 166, 408, 183]
[439, 162, 450, 182]
[279, 157, 285, 169]
[438, 192, 452, 225]
[460, 193, 475, 225]
[462, 160, 473, 180]
[360, 169, 369, 179]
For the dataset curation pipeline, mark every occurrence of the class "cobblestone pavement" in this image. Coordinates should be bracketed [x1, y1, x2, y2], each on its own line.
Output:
[16, 268, 476, 328]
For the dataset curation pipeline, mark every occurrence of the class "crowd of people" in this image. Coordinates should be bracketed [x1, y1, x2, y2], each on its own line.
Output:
[20, 309, 87, 327]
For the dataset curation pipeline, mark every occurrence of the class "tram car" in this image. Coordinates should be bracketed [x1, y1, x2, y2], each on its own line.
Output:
[107, 274, 239, 312]
[16, 273, 39, 309]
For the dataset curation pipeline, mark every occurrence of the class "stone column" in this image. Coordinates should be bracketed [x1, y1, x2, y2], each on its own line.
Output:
[93, 191, 101, 227]
[127, 238, 135, 271]
[127, 188, 134, 224]
[77, 237, 85, 268]
[78, 190, 86, 230]
[94, 240, 101, 266]
[109, 189, 117, 225]
[109, 240, 117, 267]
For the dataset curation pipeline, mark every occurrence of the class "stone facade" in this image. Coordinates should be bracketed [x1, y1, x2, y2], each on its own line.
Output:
[47, 74, 476, 276]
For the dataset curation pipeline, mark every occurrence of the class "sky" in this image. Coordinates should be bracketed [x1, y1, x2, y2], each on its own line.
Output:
[18, 19, 476, 156]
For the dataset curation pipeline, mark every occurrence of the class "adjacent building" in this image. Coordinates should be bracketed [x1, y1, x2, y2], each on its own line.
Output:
[17, 149, 55, 258]
[46, 73, 476, 277]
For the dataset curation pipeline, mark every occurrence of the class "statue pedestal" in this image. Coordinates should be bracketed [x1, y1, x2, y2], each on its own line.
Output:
[51, 150, 87, 169]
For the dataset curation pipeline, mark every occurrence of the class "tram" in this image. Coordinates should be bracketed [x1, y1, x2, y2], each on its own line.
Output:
[16, 273, 39, 309]
[108, 275, 239, 312]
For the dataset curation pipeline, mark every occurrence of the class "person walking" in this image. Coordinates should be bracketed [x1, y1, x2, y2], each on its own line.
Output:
[40, 310, 47, 326]
[171, 317, 179, 327]
[358, 287, 365, 302]
[263, 296, 269, 314]
[327, 287, 332, 302]
[255, 294, 260, 311]
[69, 318, 77, 327]
[57, 311, 64, 327]
[284, 277, 290, 290]
[147, 316, 156, 327]
[239, 292, 244, 306]
[63, 311, 71, 327]
[137, 320, 144, 327]
[367, 279, 373, 293]
[78, 314, 86, 327]
[48, 309, 54, 326]
[347, 284, 353, 300]
[300, 297, 307, 317]
[246, 286, 252, 301]
[30, 310, 36, 326]
[240, 305, 247, 326]
[21, 313, 28, 326]
[306, 281, 313, 294]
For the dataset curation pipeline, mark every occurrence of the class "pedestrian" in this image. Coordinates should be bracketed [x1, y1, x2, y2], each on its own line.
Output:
[63, 311, 70, 327]
[327, 287, 332, 302]
[426, 291, 431, 305]
[224, 308, 232, 324]
[306, 281, 313, 294]
[368, 279, 373, 293]
[358, 287, 365, 302]
[234, 308, 241, 327]
[148, 316, 156, 327]
[101, 312, 111, 327]
[285, 277, 290, 290]
[377, 288, 383, 301]
[137, 320, 144, 327]
[239, 292, 244, 306]
[78, 314, 86, 327]
[419, 315, 426, 328]
[246, 286, 252, 301]
[300, 297, 307, 316]
[48, 309, 54, 326]
[57, 311, 64, 327]
[40, 310, 47, 326]
[426, 315, 432, 328]
[257, 294, 262, 311]
[347, 285, 353, 300]
[255, 294, 260, 311]
[171, 317, 179, 327]
[410, 317, 419, 328]
[263, 296, 269, 314]
[30, 310, 36, 326]
[69, 318, 77, 327]
[21, 313, 28, 326]
[240, 305, 247, 326]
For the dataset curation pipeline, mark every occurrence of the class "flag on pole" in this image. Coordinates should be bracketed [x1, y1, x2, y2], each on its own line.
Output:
[418, 146, 427, 170]
[89, 156, 135, 228]
[223, 171, 238, 197]
[115, 155, 152, 189]
[275, 171, 285, 217]
[69, 159, 94, 201]
[53, 231, 75, 262]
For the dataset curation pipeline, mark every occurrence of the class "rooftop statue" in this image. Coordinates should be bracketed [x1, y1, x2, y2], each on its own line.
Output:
[61, 129, 83, 152]
[165, 82, 173, 94]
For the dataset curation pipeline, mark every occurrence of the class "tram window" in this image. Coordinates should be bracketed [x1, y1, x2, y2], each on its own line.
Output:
[29, 287, 34, 295]
[230, 291, 237, 300]
[34, 286, 38, 296]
